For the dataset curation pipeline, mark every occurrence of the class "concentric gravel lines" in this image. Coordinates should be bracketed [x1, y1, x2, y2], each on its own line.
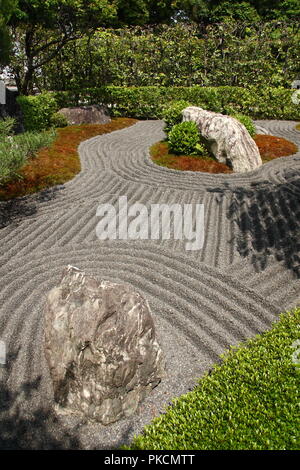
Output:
[0, 244, 281, 420]
[0, 119, 299, 449]
[0, 243, 281, 353]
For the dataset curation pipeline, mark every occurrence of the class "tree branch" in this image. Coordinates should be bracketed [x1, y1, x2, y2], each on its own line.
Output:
[33, 34, 81, 69]
[32, 37, 63, 56]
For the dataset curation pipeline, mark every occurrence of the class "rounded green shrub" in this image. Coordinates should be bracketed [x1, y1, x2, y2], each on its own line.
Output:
[168, 121, 204, 156]
[50, 112, 68, 128]
[162, 100, 191, 133]
[232, 113, 256, 137]
[17, 92, 58, 132]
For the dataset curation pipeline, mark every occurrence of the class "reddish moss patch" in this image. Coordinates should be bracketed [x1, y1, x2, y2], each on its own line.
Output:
[254, 134, 298, 162]
[150, 142, 232, 173]
[0, 118, 137, 200]
[151, 135, 298, 174]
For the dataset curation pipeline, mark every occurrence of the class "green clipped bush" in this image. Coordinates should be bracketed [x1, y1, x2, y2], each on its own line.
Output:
[232, 113, 256, 137]
[50, 112, 68, 128]
[17, 92, 58, 131]
[53, 86, 300, 121]
[126, 307, 300, 450]
[162, 100, 191, 133]
[0, 117, 16, 137]
[168, 121, 205, 156]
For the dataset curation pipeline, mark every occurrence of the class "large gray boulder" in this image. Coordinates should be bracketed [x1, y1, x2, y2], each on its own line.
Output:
[44, 266, 164, 425]
[182, 106, 262, 173]
[57, 105, 111, 125]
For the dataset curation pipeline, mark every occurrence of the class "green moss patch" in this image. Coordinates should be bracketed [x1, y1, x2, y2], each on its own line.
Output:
[126, 308, 300, 450]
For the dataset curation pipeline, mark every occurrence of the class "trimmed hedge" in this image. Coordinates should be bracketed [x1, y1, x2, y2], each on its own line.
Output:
[53, 86, 300, 120]
[125, 307, 300, 450]
[17, 93, 59, 131]
[18, 86, 299, 132]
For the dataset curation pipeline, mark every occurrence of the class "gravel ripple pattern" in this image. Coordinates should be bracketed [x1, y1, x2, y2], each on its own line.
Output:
[0, 120, 299, 449]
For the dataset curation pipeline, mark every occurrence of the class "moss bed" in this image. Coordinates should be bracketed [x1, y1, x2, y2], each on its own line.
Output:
[0, 118, 137, 200]
[125, 307, 300, 450]
[151, 134, 298, 173]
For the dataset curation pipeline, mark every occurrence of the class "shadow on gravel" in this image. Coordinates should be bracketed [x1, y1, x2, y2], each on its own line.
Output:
[0, 385, 81, 449]
[0, 348, 136, 450]
[0, 186, 64, 229]
[0, 347, 81, 450]
[209, 178, 300, 278]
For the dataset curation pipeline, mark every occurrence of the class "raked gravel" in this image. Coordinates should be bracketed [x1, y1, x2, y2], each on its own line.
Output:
[0, 120, 299, 449]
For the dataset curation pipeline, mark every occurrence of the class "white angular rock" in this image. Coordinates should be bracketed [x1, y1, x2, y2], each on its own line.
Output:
[44, 266, 164, 425]
[182, 106, 262, 173]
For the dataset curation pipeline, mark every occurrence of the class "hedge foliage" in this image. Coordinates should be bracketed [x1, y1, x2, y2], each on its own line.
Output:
[17, 92, 58, 131]
[53, 85, 300, 121]
[50, 112, 68, 128]
[126, 307, 300, 450]
[17, 85, 300, 133]
[39, 22, 300, 91]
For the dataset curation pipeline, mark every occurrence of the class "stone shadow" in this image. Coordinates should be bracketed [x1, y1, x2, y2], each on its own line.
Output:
[0, 348, 138, 450]
[0, 347, 80, 450]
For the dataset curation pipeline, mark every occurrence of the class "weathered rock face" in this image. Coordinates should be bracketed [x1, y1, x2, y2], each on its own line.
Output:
[57, 105, 111, 125]
[44, 266, 164, 425]
[182, 106, 262, 173]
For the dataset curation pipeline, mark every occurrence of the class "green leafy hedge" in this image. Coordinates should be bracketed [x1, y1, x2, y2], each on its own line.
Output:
[53, 85, 300, 121]
[42, 23, 300, 91]
[125, 307, 300, 450]
[19, 86, 299, 131]
[17, 93, 58, 131]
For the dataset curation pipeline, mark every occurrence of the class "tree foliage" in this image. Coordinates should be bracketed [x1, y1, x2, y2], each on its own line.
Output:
[173, 0, 300, 23]
[0, 0, 18, 64]
[3, 0, 300, 94]
[7, 1, 121, 93]
[8, 0, 169, 94]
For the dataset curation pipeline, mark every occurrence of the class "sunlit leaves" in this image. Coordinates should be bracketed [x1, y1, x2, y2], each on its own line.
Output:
[126, 308, 300, 450]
